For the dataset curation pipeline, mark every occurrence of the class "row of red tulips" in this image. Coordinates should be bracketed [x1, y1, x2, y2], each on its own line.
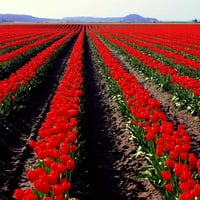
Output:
[112, 32, 200, 80]
[100, 32, 200, 95]
[123, 26, 200, 51]
[137, 33, 200, 60]
[0, 31, 75, 81]
[100, 32, 177, 75]
[0, 32, 49, 51]
[0, 24, 77, 43]
[90, 24, 200, 51]
[119, 30, 200, 60]
[0, 24, 76, 44]
[0, 31, 76, 104]
[14, 29, 84, 200]
[0, 30, 37, 45]
[98, 32, 200, 116]
[0, 31, 69, 62]
[88, 30, 200, 200]
[113, 32, 200, 70]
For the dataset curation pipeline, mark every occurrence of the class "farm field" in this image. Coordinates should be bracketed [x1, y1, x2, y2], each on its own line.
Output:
[0, 23, 200, 200]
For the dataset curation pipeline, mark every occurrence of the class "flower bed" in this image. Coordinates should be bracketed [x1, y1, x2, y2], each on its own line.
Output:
[98, 32, 200, 116]
[88, 30, 200, 200]
[14, 29, 84, 200]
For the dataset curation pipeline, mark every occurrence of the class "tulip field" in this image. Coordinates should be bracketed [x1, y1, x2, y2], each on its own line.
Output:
[0, 23, 200, 200]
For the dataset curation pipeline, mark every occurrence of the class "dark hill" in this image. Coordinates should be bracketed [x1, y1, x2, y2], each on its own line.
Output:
[62, 14, 158, 22]
[0, 13, 159, 23]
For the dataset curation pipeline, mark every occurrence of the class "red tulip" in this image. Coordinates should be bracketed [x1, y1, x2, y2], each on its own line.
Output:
[42, 197, 53, 200]
[161, 170, 171, 181]
[34, 178, 50, 193]
[165, 183, 173, 192]
[52, 184, 64, 196]
[188, 153, 198, 170]
[67, 159, 75, 170]
[169, 150, 178, 160]
[165, 159, 175, 169]
[13, 188, 25, 199]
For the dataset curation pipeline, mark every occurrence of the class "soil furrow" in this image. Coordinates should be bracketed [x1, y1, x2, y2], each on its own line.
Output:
[84, 35, 163, 200]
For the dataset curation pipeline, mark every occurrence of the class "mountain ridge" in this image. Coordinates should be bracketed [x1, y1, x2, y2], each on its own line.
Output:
[0, 13, 159, 23]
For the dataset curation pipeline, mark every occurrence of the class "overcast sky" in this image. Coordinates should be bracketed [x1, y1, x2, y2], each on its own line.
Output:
[0, 0, 199, 21]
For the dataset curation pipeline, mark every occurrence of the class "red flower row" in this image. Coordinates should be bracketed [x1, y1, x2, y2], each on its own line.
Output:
[0, 31, 76, 104]
[0, 31, 51, 51]
[100, 32, 177, 75]
[0, 31, 68, 62]
[14, 29, 84, 200]
[99, 32, 200, 96]
[0, 24, 78, 46]
[89, 30, 200, 199]
[113, 32, 200, 70]
[0, 27, 41, 45]
[114, 29, 200, 60]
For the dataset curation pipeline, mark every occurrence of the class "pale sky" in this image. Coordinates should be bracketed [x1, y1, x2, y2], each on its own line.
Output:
[0, 0, 200, 21]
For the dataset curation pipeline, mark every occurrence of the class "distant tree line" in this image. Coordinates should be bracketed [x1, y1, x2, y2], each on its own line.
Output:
[192, 18, 199, 23]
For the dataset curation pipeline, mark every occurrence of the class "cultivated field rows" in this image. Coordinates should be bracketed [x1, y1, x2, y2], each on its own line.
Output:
[0, 23, 199, 200]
